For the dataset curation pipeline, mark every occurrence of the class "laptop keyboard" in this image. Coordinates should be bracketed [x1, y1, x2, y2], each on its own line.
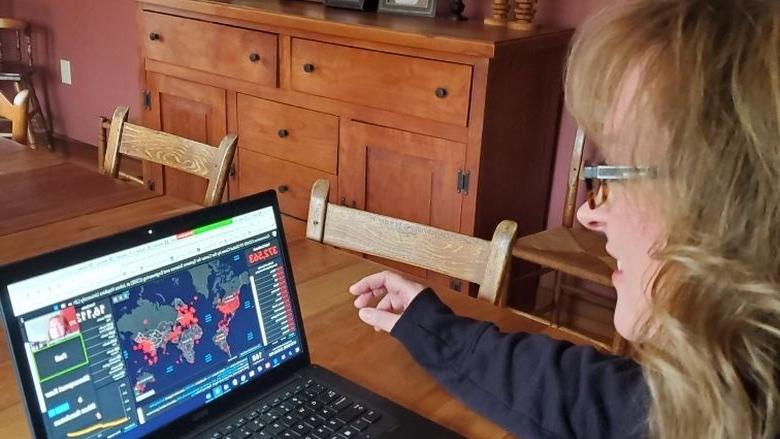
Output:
[201, 377, 386, 439]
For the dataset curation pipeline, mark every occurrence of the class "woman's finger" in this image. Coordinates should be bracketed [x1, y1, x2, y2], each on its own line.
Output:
[348, 271, 392, 296]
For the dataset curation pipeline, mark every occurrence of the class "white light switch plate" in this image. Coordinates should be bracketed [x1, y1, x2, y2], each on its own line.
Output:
[60, 59, 72, 85]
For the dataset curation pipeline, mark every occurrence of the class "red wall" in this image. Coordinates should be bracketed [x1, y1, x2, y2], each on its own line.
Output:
[5, 0, 611, 227]
[8, 0, 141, 145]
[0, 1, 12, 17]
[0, 0, 15, 73]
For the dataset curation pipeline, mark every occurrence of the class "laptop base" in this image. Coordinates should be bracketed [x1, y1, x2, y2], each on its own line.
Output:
[190, 365, 461, 439]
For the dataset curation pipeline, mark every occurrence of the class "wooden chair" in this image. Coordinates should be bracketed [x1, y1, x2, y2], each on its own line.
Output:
[0, 18, 50, 148]
[512, 127, 626, 353]
[0, 89, 29, 143]
[306, 179, 518, 305]
[104, 106, 237, 207]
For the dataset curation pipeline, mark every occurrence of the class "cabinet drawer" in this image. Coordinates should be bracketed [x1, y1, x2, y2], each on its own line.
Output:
[237, 95, 338, 173]
[141, 12, 277, 86]
[237, 149, 336, 219]
[290, 39, 472, 126]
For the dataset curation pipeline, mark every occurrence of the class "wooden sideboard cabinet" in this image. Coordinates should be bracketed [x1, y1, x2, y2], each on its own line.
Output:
[136, 0, 572, 298]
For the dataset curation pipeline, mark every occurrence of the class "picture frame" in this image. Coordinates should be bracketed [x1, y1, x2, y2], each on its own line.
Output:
[378, 0, 437, 17]
[324, 0, 379, 12]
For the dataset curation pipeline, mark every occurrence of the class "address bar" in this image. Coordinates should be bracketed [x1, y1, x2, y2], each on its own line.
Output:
[65, 220, 268, 298]
[75, 227, 253, 293]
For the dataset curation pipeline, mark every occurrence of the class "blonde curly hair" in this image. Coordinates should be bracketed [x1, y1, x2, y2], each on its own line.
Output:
[565, 1, 780, 437]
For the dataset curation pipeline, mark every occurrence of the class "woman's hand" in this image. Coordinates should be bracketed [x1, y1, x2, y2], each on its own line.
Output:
[349, 270, 426, 333]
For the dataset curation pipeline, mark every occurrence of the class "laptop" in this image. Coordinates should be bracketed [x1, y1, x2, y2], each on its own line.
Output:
[0, 190, 461, 439]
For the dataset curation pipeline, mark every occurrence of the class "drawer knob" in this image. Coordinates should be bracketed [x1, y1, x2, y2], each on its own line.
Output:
[303, 63, 315, 73]
[435, 87, 448, 98]
[149, 32, 161, 41]
[277, 185, 289, 193]
[249, 52, 261, 62]
[277, 129, 289, 138]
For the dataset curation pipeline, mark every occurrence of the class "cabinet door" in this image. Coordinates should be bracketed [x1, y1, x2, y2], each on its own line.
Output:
[144, 72, 227, 203]
[340, 121, 467, 283]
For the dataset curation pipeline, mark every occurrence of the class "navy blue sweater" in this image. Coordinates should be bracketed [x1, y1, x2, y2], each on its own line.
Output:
[390, 289, 648, 439]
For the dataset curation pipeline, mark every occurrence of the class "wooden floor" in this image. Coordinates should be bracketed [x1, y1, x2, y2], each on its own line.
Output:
[48, 136, 619, 352]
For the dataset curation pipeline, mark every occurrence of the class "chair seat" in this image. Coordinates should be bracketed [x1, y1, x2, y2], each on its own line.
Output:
[0, 61, 33, 81]
[513, 227, 616, 287]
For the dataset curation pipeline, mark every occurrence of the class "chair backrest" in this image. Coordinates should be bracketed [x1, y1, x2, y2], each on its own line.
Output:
[103, 106, 237, 206]
[0, 89, 29, 143]
[0, 18, 32, 66]
[306, 179, 518, 305]
[561, 126, 588, 228]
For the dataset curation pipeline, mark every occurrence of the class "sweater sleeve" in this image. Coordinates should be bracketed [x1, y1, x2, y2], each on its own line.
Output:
[390, 289, 649, 439]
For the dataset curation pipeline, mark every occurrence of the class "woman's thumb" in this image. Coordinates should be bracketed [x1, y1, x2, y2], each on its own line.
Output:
[358, 307, 400, 333]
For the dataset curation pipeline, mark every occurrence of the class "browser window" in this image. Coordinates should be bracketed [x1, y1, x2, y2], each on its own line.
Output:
[6, 206, 303, 438]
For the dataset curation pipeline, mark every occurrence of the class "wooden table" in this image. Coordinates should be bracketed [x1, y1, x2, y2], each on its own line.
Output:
[0, 140, 547, 438]
[0, 240, 544, 439]
[0, 139, 165, 237]
[0, 140, 66, 176]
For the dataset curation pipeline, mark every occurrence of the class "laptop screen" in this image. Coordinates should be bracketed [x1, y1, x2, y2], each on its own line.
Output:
[4, 205, 304, 438]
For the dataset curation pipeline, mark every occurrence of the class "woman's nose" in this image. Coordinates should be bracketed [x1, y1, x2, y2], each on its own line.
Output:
[577, 200, 607, 233]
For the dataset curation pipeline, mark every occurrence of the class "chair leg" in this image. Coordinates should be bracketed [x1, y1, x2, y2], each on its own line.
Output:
[98, 116, 110, 173]
[15, 78, 51, 150]
[550, 271, 564, 328]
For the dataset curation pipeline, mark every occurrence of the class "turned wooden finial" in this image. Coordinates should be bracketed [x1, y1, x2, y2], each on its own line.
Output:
[484, 0, 510, 26]
[507, 0, 538, 31]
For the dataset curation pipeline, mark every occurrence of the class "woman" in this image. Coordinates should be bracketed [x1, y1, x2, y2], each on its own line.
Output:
[349, 1, 780, 438]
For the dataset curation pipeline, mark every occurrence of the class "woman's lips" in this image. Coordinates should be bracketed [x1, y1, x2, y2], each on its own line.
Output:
[607, 246, 623, 274]
[613, 259, 624, 281]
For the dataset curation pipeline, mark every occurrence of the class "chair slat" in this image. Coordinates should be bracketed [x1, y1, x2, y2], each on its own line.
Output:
[563, 126, 587, 228]
[322, 203, 491, 285]
[118, 123, 217, 180]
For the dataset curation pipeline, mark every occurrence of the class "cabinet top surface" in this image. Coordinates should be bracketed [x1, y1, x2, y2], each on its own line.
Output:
[139, 0, 571, 58]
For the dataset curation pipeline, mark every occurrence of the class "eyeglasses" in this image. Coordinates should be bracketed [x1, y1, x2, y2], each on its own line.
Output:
[581, 163, 659, 209]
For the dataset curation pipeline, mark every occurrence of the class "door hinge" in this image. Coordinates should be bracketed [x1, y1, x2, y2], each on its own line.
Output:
[456, 169, 470, 194]
[143, 90, 152, 110]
